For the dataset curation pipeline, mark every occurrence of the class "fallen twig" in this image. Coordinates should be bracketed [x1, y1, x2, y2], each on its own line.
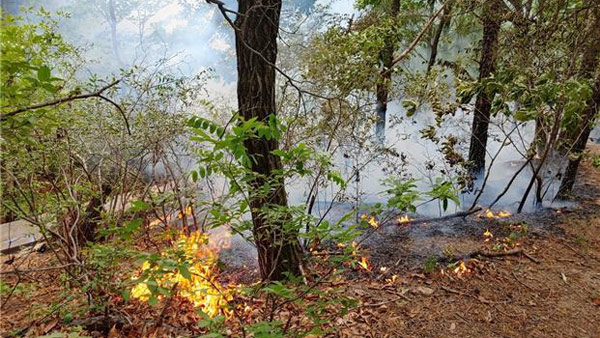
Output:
[394, 207, 483, 227]
[511, 271, 536, 291]
[466, 248, 540, 264]
[0, 263, 77, 275]
[361, 296, 408, 307]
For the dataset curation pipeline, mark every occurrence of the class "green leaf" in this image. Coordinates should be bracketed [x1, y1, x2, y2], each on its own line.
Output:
[37, 65, 51, 82]
[179, 265, 192, 280]
[402, 100, 418, 117]
[130, 200, 150, 212]
[122, 289, 131, 302]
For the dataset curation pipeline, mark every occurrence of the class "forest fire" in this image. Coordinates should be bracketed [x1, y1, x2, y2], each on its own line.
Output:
[480, 209, 511, 219]
[452, 261, 470, 276]
[397, 215, 412, 223]
[357, 256, 371, 272]
[362, 214, 379, 228]
[483, 229, 493, 242]
[131, 230, 233, 318]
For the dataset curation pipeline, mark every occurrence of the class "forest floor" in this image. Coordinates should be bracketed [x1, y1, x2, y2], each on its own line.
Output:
[338, 144, 600, 338]
[1, 145, 599, 338]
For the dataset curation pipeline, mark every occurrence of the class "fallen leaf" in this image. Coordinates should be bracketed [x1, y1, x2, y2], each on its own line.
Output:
[450, 322, 456, 331]
[414, 286, 434, 296]
[42, 319, 58, 334]
[108, 325, 120, 338]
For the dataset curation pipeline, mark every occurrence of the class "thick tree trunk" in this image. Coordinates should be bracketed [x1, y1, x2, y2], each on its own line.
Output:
[467, 0, 503, 174]
[426, 2, 452, 74]
[234, 0, 302, 281]
[375, 0, 401, 141]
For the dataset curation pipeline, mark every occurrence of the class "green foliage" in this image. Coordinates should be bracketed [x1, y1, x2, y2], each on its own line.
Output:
[592, 155, 600, 169]
[423, 256, 438, 274]
[186, 112, 360, 336]
[426, 179, 460, 211]
[383, 178, 420, 212]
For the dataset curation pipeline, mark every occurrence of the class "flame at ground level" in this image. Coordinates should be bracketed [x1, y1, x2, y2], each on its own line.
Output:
[480, 209, 511, 219]
[357, 256, 371, 272]
[453, 261, 470, 276]
[131, 231, 233, 318]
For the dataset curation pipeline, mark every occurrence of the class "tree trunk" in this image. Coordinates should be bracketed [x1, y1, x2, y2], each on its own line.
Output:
[426, 2, 453, 74]
[375, 0, 401, 141]
[467, 0, 503, 174]
[79, 184, 112, 244]
[556, 4, 600, 199]
[108, 0, 123, 65]
[234, 0, 302, 281]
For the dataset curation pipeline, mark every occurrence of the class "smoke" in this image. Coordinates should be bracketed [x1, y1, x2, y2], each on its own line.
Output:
[14, 0, 573, 219]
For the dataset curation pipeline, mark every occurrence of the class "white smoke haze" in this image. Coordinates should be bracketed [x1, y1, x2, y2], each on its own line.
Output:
[5, 0, 585, 222]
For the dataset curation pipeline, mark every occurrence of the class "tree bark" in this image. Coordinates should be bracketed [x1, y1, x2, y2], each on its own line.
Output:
[467, 0, 503, 174]
[556, 4, 600, 199]
[375, 0, 401, 141]
[426, 2, 453, 74]
[234, 0, 302, 281]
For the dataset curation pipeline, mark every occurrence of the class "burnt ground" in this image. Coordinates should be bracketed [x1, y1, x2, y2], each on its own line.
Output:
[0, 146, 599, 338]
[334, 145, 600, 338]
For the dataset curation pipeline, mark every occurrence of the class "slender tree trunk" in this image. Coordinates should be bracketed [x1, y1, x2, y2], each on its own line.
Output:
[375, 0, 401, 141]
[467, 0, 503, 174]
[108, 0, 123, 65]
[234, 0, 302, 281]
[79, 184, 112, 243]
[533, 116, 547, 157]
[556, 4, 600, 199]
[426, 2, 452, 74]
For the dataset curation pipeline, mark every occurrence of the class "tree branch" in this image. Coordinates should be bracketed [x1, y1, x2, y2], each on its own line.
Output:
[2, 81, 117, 117]
[382, 1, 451, 76]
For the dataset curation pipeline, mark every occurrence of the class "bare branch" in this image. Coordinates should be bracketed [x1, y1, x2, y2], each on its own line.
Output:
[1, 80, 120, 120]
[383, 1, 451, 76]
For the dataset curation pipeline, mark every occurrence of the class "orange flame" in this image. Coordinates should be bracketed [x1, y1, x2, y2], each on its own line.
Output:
[131, 230, 233, 318]
[483, 229, 493, 242]
[385, 274, 399, 284]
[452, 261, 470, 276]
[362, 214, 379, 228]
[398, 215, 412, 223]
[357, 256, 371, 272]
[177, 206, 194, 219]
[480, 209, 511, 219]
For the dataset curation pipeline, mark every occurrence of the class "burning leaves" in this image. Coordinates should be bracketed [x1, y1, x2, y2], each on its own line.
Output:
[397, 215, 412, 223]
[361, 214, 379, 229]
[480, 209, 511, 219]
[452, 261, 470, 277]
[483, 229, 493, 242]
[130, 231, 233, 318]
[357, 256, 371, 272]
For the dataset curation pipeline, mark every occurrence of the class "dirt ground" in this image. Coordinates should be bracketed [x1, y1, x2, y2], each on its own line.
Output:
[1, 145, 599, 338]
[335, 145, 600, 338]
